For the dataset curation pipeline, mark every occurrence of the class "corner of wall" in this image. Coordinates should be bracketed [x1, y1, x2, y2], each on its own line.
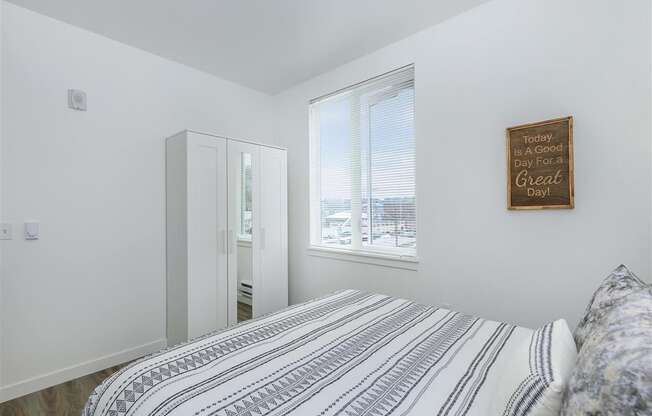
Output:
[0, 339, 166, 403]
[0, 0, 5, 390]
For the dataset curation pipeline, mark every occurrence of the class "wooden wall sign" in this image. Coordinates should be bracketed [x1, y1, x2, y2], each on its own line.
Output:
[507, 116, 574, 210]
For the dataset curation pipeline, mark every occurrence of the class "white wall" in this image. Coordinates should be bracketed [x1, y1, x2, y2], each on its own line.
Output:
[0, 2, 274, 400]
[274, 0, 652, 330]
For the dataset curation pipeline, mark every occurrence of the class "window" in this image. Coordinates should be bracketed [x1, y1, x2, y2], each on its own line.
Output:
[309, 66, 416, 259]
[240, 152, 253, 240]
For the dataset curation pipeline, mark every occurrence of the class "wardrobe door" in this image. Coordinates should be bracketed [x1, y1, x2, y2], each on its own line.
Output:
[227, 141, 260, 325]
[256, 147, 288, 316]
[187, 133, 228, 338]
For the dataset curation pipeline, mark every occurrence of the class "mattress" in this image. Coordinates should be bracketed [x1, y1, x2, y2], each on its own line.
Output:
[84, 290, 533, 416]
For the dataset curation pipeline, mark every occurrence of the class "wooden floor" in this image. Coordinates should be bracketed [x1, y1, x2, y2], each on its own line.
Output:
[238, 301, 252, 322]
[0, 305, 253, 415]
[0, 365, 123, 416]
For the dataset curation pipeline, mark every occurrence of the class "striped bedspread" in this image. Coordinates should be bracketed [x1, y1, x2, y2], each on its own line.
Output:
[84, 290, 533, 416]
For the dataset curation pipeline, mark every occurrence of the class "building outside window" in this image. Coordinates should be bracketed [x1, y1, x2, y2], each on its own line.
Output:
[309, 65, 416, 259]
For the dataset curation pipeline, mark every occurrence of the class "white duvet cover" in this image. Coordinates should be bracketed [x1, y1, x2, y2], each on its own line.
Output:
[84, 290, 535, 416]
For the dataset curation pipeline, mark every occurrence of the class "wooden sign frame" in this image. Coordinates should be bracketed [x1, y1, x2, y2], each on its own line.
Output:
[506, 116, 574, 210]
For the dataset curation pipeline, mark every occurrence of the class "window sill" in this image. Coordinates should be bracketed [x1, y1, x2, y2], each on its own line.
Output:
[307, 246, 418, 271]
[237, 239, 252, 248]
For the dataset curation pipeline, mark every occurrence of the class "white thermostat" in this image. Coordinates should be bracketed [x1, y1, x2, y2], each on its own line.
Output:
[68, 89, 87, 111]
[24, 221, 40, 240]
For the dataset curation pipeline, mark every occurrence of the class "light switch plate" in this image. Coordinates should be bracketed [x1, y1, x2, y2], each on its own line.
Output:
[0, 223, 12, 240]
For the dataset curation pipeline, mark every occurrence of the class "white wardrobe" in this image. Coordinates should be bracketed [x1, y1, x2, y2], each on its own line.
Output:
[166, 130, 288, 345]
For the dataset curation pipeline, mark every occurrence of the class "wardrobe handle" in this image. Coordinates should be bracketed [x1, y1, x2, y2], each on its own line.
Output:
[260, 227, 266, 250]
[221, 230, 227, 254]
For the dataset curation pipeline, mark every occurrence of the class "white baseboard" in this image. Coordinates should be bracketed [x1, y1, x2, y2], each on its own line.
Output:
[0, 338, 167, 403]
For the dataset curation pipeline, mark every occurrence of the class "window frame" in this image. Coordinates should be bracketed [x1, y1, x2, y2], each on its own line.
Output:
[308, 65, 418, 268]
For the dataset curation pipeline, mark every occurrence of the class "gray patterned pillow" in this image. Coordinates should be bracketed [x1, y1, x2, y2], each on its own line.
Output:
[561, 287, 652, 415]
[491, 320, 577, 416]
[573, 265, 646, 350]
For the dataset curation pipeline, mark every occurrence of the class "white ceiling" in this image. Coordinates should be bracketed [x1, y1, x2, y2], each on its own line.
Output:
[7, 0, 489, 94]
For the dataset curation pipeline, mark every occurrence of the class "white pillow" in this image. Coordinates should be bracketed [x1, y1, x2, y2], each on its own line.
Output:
[491, 319, 577, 416]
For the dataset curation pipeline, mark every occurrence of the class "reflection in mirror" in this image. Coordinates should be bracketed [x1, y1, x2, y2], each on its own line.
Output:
[240, 153, 253, 238]
[237, 152, 253, 322]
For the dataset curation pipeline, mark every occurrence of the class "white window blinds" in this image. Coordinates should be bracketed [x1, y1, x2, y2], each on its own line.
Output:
[309, 66, 416, 257]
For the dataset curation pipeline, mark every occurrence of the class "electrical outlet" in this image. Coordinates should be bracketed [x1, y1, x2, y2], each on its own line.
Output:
[0, 223, 12, 240]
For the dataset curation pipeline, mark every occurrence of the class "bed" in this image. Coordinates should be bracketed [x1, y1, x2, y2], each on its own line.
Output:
[83, 290, 550, 416]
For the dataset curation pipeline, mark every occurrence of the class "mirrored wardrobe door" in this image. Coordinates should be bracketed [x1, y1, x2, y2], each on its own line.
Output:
[227, 141, 260, 325]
